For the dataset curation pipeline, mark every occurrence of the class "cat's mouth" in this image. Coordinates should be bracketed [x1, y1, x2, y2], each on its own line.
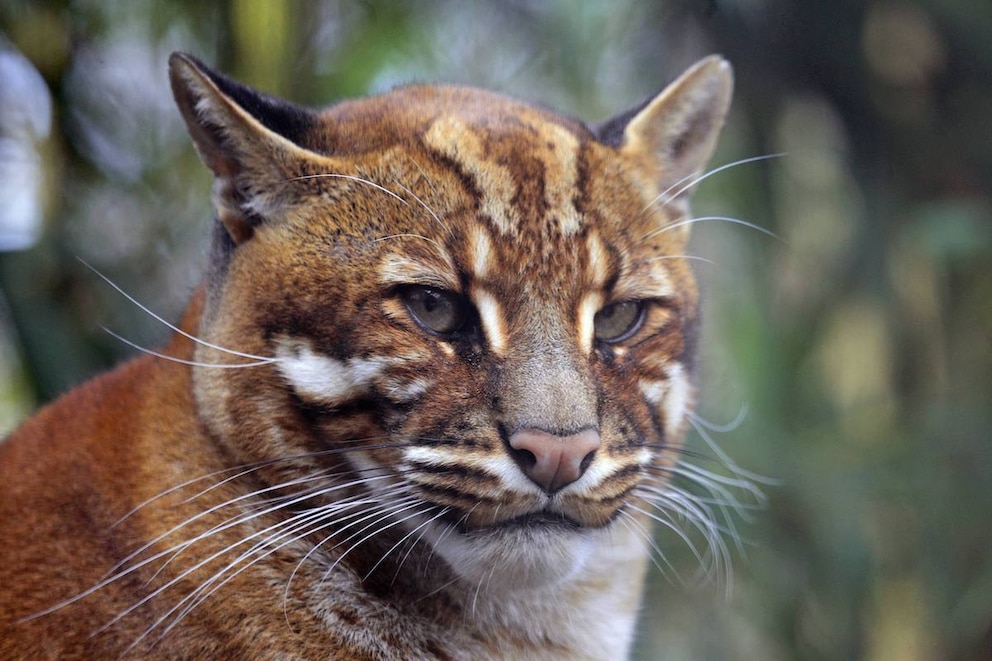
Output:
[495, 510, 582, 531]
[441, 508, 585, 535]
[423, 507, 603, 591]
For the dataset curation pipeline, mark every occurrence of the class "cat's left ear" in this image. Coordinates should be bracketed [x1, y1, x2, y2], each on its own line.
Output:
[596, 56, 733, 202]
[168, 52, 318, 244]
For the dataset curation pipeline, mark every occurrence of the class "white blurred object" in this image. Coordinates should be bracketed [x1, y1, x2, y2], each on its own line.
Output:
[0, 43, 52, 252]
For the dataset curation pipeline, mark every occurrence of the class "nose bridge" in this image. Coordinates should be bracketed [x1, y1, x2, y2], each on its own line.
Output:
[498, 312, 598, 434]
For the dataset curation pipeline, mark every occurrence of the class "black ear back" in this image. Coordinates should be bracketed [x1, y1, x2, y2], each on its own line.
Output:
[168, 53, 319, 244]
[593, 96, 653, 149]
[168, 52, 316, 179]
[176, 54, 316, 150]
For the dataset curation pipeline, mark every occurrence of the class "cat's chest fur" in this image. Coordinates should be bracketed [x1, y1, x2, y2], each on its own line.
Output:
[0, 53, 735, 659]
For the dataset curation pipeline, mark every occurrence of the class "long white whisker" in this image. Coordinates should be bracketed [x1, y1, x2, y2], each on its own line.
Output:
[137, 476, 372, 586]
[660, 470, 757, 555]
[304, 498, 426, 598]
[107, 470, 389, 582]
[112, 440, 403, 528]
[372, 233, 446, 251]
[167, 490, 414, 633]
[361, 506, 445, 582]
[639, 484, 742, 558]
[391, 507, 449, 586]
[632, 494, 732, 589]
[668, 464, 766, 506]
[626, 502, 709, 571]
[641, 153, 785, 213]
[394, 181, 452, 238]
[364, 506, 449, 581]
[285, 488, 419, 595]
[417, 518, 459, 585]
[283, 173, 409, 206]
[646, 254, 717, 266]
[661, 481, 763, 515]
[80, 259, 274, 363]
[118, 483, 416, 647]
[121, 494, 390, 651]
[664, 472, 755, 561]
[616, 510, 680, 583]
[33, 474, 397, 621]
[471, 547, 501, 618]
[688, 415, 778, 485]
[691, 404, 750, 433]
[642, 215, 778, 242]
[101, 328, 275, 369]
[410, 558, 460, 607]
[180, 441, 412, 507]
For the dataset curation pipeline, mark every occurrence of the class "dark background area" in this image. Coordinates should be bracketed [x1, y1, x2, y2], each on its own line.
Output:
[1, 1, 989, 658]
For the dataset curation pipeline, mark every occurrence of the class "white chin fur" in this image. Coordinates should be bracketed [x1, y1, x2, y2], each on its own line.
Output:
[426, 523, 598, 593]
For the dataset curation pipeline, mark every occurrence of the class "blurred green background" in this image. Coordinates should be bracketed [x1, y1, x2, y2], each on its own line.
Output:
[1, 1, 989, 658]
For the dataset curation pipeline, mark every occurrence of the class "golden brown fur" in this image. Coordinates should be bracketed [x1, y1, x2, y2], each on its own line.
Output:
[0, 54, 733, 659]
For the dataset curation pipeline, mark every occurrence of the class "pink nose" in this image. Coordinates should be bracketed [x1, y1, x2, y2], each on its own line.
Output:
[508, 428, 601, 493]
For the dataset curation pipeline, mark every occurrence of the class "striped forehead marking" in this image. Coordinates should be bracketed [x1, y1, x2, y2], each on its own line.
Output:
[423, 115, 583, 237]
[585, 231, 610, 287]
[424, 117, 519, 235]
[536, 122, 582, 236]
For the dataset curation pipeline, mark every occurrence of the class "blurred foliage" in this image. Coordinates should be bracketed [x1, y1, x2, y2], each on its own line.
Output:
[0, 1, 989, 658]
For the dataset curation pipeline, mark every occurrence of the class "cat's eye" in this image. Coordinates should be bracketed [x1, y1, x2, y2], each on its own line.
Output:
[400, 286, 469, 337]
[593, 301, 645, 343]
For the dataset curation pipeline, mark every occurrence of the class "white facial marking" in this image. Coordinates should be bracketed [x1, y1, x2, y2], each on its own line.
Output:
[276, 341, 387, 405]
[638, 378, 667, 406]
[586, 232, 609, 287]
[405, 445, 536, 493]
[663, 363, 690, 439]
[577, 291, 603, 355]
[470, 226, 492, 279]
[473, 288, 506, 355]
[380, 376, 433, 403]
[573, 448, 647, 491]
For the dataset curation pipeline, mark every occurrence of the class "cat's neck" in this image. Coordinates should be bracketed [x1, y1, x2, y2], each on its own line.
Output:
[462, 525, 650, 659]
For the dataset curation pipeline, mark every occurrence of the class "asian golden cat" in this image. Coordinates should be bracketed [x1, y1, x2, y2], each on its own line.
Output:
[0, 53, 737, 659]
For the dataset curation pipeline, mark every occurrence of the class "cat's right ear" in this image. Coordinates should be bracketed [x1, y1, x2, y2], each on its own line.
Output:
[168, 52, 317, 244]
[595, 56, 733, 220]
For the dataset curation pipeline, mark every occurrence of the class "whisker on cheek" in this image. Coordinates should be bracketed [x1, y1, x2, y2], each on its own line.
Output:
[81, 259, 275, 364]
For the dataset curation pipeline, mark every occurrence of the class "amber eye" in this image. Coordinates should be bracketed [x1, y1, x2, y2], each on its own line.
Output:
[400, 286, 469, 336]
[593, 301, 645, 342]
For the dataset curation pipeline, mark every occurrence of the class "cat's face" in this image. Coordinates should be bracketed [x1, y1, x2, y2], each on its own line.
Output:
[171, 54, 731, 590]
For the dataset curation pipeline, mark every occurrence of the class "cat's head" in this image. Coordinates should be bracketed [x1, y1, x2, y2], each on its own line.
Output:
[169, 53, 732, 590]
